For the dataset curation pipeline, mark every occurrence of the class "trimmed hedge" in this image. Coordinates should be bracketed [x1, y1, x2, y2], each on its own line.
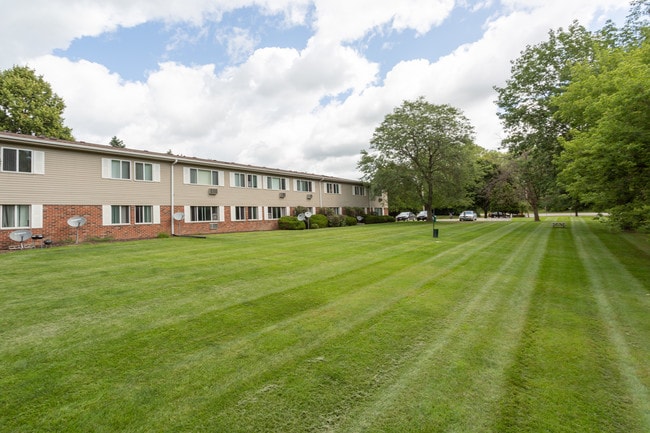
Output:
[278, 216, 306, 230]
[364, 215, 396, 224]
[308, 214, 328, 229]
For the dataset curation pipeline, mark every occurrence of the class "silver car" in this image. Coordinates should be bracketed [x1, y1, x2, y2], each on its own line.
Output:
[459, 211, 477, 221]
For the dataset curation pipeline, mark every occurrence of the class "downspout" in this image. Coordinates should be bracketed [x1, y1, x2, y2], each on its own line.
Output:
[171, 159, 178, 235]
[319, 177, 324, 211]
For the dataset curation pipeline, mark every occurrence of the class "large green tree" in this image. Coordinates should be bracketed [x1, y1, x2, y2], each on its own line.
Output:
[555, 34, 650, 230]
[495, 22, 597, 221]
[358, 97, 478, 221]
[0, 66, 74, 140]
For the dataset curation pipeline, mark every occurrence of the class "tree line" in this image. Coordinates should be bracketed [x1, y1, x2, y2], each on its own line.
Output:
[360, 0, 649, 231]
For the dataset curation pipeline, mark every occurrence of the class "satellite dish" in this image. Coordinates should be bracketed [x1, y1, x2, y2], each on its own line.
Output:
[173, 212, 184, 221]
[297, 213, 305, 221]
[9, 230, 32, 242]
[67, 216, 87, 227]
[304, 211, 312, 218]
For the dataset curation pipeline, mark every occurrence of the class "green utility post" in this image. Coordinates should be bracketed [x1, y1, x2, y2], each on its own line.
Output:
[432, 214, 438, 238]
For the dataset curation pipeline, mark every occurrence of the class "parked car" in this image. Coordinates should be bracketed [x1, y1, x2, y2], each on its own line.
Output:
[459, 210, 477, 221]
[396, 211, 416, 221]
[416, 211, 428, 221]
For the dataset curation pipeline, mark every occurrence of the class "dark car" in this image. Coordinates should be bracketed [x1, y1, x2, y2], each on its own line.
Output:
[416, 211, 428, 221]
[396, 211, 416, 221]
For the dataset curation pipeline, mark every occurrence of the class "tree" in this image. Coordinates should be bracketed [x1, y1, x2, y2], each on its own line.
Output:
[0, 66, 74, 140]
[555, 35, 650, 230]
[358, 97, 478, 221]
[110, 136, 125, 148]
[473, 151, 523, 217]
[495, 22, 597, 221]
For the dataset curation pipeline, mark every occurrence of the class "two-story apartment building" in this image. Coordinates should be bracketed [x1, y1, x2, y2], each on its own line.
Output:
[0, 132, 387, 249]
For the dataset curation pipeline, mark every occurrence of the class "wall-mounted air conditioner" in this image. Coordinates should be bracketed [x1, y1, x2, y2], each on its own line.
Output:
[307, 194, 313, 200]
[209, 223, 218, 230]
[279, 192, 286, 198]
[208, 188, 218, 195]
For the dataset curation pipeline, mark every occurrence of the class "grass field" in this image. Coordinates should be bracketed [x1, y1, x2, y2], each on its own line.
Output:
[1, 217, 649, 432]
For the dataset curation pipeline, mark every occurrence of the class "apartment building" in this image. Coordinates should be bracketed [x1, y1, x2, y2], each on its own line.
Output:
[0, 132, 386, 250]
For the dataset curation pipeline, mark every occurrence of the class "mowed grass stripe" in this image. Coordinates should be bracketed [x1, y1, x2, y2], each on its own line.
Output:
[495, 217, 647, 433]
[572, 218, 650, 431]
[334, 221, 549, 432]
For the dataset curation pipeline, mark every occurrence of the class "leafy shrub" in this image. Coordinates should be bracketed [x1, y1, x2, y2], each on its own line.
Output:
[344, 216, 358, 226]
[308, 214, 328, 228]
[157, 232, 170, 238]
[364, 215, 396, 224]
[327, 214, 345, 227]
[278, 216, 306, 230]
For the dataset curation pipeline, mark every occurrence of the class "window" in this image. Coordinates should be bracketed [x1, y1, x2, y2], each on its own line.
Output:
[374, 208, 383, 216]
[233, 173, 259, 188]
[326, 183, 340, 194]
[353, 185, 366, 196]
[2, 148, 43, 173]
[135, 205, 153, 224]
[266, 176, 287, 190]
[135, 162, 153, 181]
[110, 160, 130, 179]
[248, 206, 259, 220]
[234, 206, 246, 221]
[190, 206, 220, 222]
[189, 168, 220, 186]
[296, 179, 312, 192]
[1, 205, 30, 228]
[267, 207, 286, 220]
[111, 205, 130, 224]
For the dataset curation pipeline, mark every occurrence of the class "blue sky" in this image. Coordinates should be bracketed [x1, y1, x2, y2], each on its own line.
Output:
[1, 0, 630, 179]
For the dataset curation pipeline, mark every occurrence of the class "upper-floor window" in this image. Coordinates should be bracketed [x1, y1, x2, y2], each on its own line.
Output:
[1, 204, 30, 228]
[353, 185, 366, 196]
[135, 162, 153, 181]
[111, 160, 130, 180]
[1, 148, 44, 174]
[188, 168, 220, 186]
[296, 179, 312, 192]
[326, 183, 340, 194]
[232, 172, 259, 188]
[266, 176, 287, 190]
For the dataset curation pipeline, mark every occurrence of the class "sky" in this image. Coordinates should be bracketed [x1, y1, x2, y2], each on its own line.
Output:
[1, 0, 630, 180]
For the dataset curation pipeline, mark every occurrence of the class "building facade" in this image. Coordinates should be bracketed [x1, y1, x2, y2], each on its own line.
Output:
[1, 132, 386, 250]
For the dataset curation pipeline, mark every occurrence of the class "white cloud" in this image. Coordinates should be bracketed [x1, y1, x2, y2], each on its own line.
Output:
[1, 0, 632, 179]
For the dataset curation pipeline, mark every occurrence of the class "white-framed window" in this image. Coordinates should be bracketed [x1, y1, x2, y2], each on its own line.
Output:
[233, 206, 261, 221]
[1, 148, 44, 174]
[189, 206, 220, 222]
[266, 206, 286, 220]
[353, 185, 366, 196]
[134, 162, 161, 182]
[111, 205, 130, 224]
[234, 206, 246, 221]
[184, 167, 222, 186]
[135, 205, 152, 224]
[111, 160, 130, 179]
[1, 204, 30, 228]
[326, 183, 340, 194]
[374, 208, 383, 216]
[266, 176, 287, 190]
[232, 172, 259, 188]
[295, 179, 312, 192]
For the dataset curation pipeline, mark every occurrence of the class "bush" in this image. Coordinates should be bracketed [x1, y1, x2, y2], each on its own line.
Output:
[308, 214, 328, 229]
[364, 215, 396, 224]
[278, 216, 306, 230]
[344, 216, 358, 226]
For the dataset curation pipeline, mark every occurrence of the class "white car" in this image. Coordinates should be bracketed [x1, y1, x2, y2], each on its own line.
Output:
[459, 211, 477, 221]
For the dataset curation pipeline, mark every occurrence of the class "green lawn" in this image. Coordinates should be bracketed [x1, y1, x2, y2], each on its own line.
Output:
[1, 218, 648, 432]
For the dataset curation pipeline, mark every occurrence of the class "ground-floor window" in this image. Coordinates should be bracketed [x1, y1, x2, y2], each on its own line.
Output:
[1, 204, 29, 228]
[267, 207, 286, 220]
[135, 205, 153, 224]
[190, 206, 220, 222]
[111, 205, 130, 224]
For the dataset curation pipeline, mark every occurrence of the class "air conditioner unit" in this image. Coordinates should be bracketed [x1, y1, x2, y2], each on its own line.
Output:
[279, 192, 286, 198]
[208, 188, 218, 195]
[209, 223, 218, 230]
[307, 194, 313, 200]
